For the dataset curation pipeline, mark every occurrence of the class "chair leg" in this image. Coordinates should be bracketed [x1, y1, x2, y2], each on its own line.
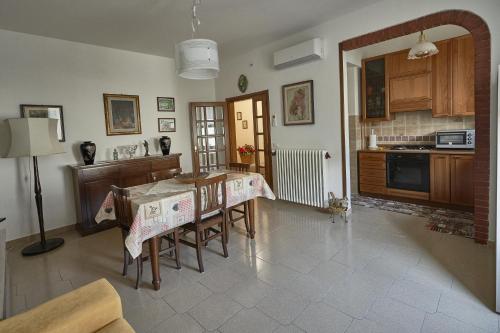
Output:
[243, 202, 250, 235]
[123, 250, 128, 277]
[195, 230, 204, 273]
[135, 254, 142, 289]
[229, 209, 235, 227]
[174, 229, 181, 270]
[204, 229, 209, 247]
[221, 221, 229, 258]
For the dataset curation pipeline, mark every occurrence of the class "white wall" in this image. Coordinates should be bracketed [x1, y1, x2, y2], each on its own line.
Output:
[215, 0, 500, 241]
[0, 29, 215, 241]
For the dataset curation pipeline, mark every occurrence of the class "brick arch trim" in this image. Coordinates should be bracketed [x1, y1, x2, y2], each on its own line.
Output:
[339, 10, 491, 243]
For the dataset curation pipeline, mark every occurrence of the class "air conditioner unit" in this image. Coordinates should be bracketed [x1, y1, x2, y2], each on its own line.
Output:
[273, 38, 324, 69]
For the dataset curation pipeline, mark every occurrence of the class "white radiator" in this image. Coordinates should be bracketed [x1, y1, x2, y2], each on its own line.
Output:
[276, 148, 328, 208]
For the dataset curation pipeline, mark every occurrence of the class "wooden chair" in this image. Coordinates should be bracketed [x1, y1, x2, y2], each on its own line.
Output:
[149, 167, 182, 182]
[111, 185, 181, 289]
[227, 162, 250, 234]
[179, 174, 228, 273]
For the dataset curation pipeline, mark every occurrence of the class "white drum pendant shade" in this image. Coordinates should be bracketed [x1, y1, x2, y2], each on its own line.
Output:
[175, 39, 219, 79]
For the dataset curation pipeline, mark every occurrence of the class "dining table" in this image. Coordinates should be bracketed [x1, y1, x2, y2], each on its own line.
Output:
[95, 169, 275, 290]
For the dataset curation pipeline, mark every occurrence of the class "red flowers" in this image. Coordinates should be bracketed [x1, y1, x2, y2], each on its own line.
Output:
[237, 144, 255, 156]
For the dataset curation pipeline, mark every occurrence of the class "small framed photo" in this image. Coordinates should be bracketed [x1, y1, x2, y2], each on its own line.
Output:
[103, 94, 142, 136]
[158, 118, 176, 132]
[242, 120, 248, 129]
[236, 112, 242, 120]
[21, 104, 65, 142]
[282, 80, 315, 126]
[157, 97, 175, 112]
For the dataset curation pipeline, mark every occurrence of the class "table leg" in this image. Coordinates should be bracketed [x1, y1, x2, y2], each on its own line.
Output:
[148, 236, 161, 290]
[248, 199, 255, 239]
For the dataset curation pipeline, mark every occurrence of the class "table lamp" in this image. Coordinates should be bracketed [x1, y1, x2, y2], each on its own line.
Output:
[6, 118, 65, 256]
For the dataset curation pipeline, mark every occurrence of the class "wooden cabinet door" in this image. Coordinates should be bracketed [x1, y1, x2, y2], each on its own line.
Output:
[83, 176, 120, 226]
[430, 154, 450, 203]
[450, 155, 474, 206]
[452, 35, 475, 116]
[120, 163, 151, 187]
[362, 55, 390, 121]
[387, 51, 431, 78]
[389, 72, 432, 112]
[432, 40, 452, 117]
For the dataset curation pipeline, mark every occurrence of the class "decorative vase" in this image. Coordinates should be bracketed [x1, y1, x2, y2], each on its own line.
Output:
[159, 136, 171, 156]
[80, 141, 96, 165]
[240, 154, 254, 164]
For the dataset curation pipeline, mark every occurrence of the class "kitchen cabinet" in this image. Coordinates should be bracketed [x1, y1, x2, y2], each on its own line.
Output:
[432, 40, 452, 117]
[387, 50, 431, 77]
[358, 152, 387, 194]
[452, 35, 475, 116]
[361, 55, 390, 121]
[430, 154, 451, 203]
[450, 155, 474, 206]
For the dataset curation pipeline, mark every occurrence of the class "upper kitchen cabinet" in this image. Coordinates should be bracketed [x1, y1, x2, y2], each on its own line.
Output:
[432, 34, 475, 117]
[387, 50, 432, 113]
[452, 35, 475, 116]
[362, 55, 390, 121]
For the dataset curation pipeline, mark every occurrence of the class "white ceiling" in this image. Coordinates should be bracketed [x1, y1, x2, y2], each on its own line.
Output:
[0, 0, 381, 58]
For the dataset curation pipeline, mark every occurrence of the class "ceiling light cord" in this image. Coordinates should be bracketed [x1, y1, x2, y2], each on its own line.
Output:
[191, 0, 202, 37]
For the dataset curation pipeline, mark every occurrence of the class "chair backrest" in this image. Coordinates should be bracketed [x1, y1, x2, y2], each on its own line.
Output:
[110, 185, 133, 229]
[194, 174, 227, 223]
[149, 168, 182, 182]
[228, 162, 250, 172]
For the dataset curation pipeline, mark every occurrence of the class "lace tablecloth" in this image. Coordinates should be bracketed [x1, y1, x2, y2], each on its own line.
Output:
[95, 170, 275, 258]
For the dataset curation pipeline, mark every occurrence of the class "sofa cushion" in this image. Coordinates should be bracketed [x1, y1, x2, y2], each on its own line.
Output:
[96, 318, 135, 333]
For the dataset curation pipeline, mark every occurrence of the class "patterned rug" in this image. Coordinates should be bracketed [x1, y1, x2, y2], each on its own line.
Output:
[351, 194, 474, 238]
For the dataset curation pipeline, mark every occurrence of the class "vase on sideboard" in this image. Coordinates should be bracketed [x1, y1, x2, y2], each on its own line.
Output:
[80, 141, 96, 165]
[159, 136, 171, 156]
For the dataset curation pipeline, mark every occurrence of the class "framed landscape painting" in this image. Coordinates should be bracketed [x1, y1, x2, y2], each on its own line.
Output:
[282, 80, 314, 126]
[21, 104, 66, 142]
[103, 94, 142, 136]
[157, 97, 175, 112]
[158, 118, 176, 132]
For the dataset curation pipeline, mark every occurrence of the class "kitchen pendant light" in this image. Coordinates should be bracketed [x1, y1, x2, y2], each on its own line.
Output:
[408, 31, 439, 60]
[175, 0, 219, 79]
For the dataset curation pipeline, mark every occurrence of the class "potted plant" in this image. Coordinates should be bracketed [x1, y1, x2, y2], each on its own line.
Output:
[238, 144, 255, 164]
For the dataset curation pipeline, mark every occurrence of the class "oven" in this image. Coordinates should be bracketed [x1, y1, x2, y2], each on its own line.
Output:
[435, 129, 475, 149]
[387, 153, 430, 192]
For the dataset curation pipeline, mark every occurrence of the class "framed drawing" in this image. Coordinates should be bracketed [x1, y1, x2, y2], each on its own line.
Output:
[157, 97, 175, 112]
[158, 118, 176, 132]
[103, 94, 142, 136]
[282, 80, 314, 126]
[237, 112, 242, 120]
[242, 120, 248, 129]
[20, 104, 65, 142]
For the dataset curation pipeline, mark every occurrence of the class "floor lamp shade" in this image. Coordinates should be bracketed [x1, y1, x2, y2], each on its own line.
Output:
[7, 118, 64, 157]
[6, 118, 65, 256]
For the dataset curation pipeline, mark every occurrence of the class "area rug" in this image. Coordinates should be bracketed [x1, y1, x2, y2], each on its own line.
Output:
[351, 194, 474, 238]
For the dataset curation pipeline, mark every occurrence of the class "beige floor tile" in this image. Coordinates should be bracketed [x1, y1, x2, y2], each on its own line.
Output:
[293, 302, 353, 333]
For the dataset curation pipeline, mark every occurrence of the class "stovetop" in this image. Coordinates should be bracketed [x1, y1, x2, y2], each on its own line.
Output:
[390, 145, 435, 151]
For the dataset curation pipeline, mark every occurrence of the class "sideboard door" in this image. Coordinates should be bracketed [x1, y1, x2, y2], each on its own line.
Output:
[120, 163, 151, 187]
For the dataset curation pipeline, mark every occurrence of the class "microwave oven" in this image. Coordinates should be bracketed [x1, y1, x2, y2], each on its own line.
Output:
[435, 129, 475, 149]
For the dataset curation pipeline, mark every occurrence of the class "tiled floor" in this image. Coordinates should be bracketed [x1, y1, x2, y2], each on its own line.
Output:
[7, 199, 499, 332]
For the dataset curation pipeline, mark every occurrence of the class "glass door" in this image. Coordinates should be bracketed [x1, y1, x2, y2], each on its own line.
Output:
[190, 102, 229, 173]
[252, 95, 272, 185]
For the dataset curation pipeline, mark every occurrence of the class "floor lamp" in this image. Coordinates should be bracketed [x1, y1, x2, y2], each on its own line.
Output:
[7, 118, 65, 256]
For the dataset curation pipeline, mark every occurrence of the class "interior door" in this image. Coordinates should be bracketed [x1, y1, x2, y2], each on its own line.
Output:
[252, 93, 273, 187]
[190, 102, 229, 173]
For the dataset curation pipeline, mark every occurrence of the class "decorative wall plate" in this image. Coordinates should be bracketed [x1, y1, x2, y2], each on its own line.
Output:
[238, 74, 248, 93]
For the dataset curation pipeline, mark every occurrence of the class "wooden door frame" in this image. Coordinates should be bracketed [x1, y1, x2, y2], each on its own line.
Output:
[189, 102, 230, 173]
[338, 10, 491, 244]
[226, 90, 273, 188]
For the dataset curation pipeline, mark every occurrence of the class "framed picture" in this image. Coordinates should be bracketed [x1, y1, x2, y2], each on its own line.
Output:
[157, 97, 175, 112]
[20, 104, 65, 142]
[237, 112, 242, 120]
[282, 80, 315, 126]
[158, 118, 176, 132]
[242, 120, 248, 129]
[103, 94, 142, 136]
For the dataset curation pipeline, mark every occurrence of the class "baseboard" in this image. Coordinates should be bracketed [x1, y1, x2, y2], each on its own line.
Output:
[6, 224, 76, 250]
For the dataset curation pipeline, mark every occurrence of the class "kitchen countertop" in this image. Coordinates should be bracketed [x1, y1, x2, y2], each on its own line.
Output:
[358, 148, 475, 155]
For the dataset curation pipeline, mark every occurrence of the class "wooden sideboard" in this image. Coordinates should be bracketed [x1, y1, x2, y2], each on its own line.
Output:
[69, 154, 181, 236]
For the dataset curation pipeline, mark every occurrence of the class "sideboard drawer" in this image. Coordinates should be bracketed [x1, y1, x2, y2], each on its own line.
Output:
[151, 158, 180, 171]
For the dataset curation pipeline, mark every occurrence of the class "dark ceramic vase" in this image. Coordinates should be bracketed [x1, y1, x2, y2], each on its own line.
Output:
[80, 141, 96, 165]
[159, 136, 171, 156]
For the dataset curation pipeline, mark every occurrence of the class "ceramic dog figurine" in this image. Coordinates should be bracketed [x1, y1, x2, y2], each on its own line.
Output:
[328, 192, 349, 223]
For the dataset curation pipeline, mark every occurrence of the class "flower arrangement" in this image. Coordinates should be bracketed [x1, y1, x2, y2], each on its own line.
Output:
[237, 144, 255, 156]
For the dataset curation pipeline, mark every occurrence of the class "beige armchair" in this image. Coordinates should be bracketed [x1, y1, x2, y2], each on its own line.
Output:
[0, 278, 134, 333]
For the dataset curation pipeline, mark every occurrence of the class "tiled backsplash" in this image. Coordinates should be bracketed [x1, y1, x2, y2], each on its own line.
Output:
[363, 110, 474, 145]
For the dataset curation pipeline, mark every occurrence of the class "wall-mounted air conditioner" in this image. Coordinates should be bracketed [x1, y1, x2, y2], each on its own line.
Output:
[273, 38, 324, 69]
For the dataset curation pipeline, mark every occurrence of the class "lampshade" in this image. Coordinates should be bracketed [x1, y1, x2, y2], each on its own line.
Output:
[175, 39, 220, 80]
[408, 31, 439, 60]
[7, 118, 65, 157]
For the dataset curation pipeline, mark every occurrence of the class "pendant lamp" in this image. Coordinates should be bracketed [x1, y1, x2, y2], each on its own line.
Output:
[408, 31, 439, 60]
